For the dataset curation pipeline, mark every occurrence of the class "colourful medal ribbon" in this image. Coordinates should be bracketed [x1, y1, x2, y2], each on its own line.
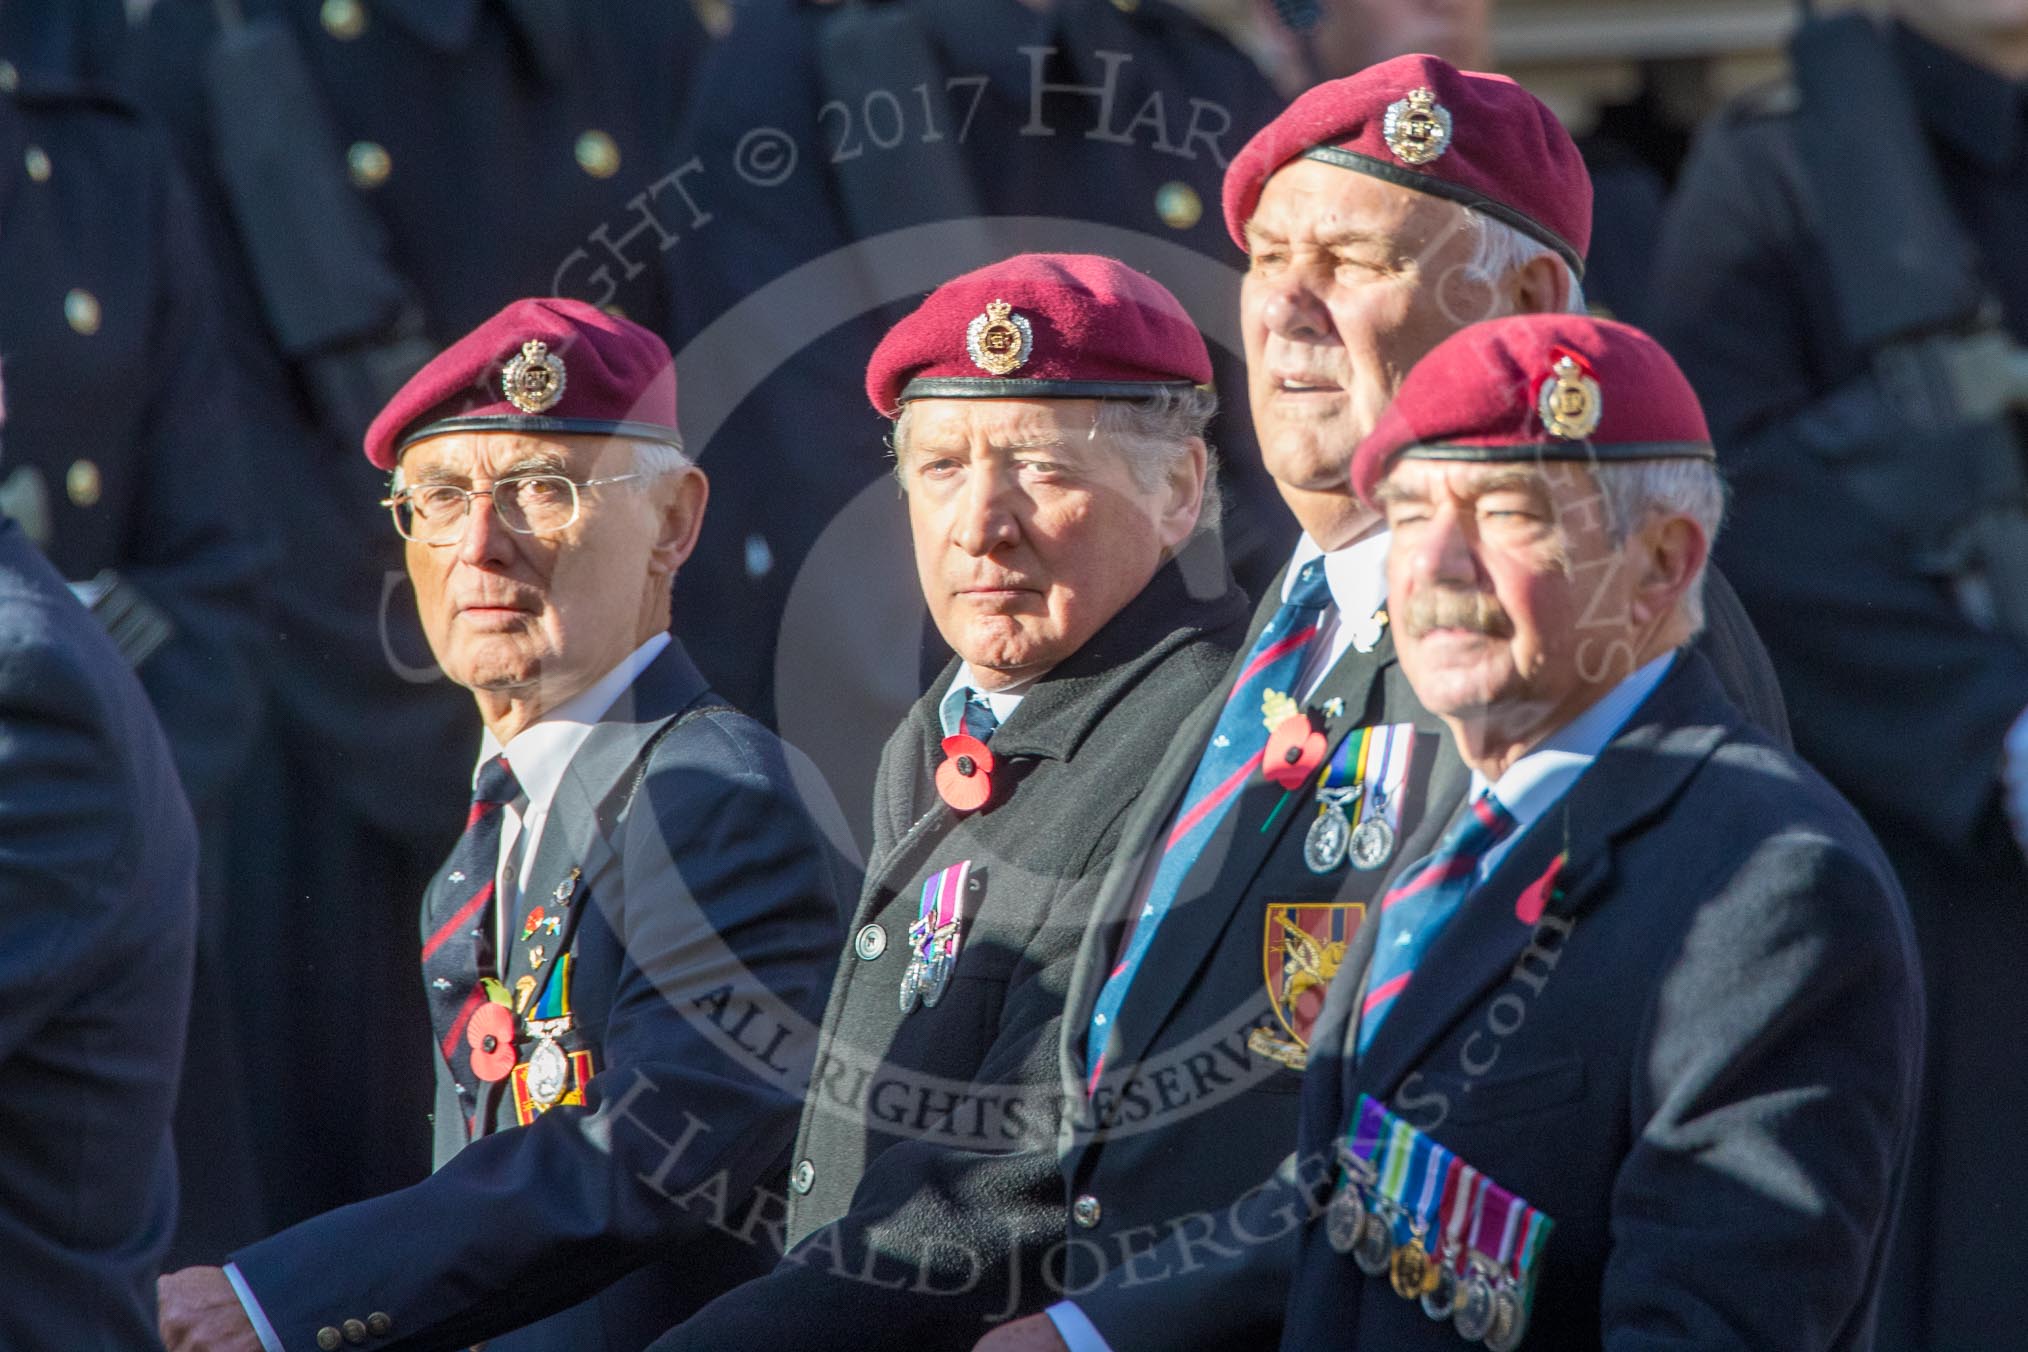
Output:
[531, 952, 572, 1022]
[1443, 1159, 1484, 1269]
[1470, 1178, 1518, 1271]
[1409, 1133, 1452, 1241]
[910, 859, 970, 962]
[1345, 1094, 1390, 1174]
[1514, 1206, 1554, 1305]
[1378, 1113, 1419, 1226]
[1318, 724, 1371, 795]
[1356, 722, 1413, 829]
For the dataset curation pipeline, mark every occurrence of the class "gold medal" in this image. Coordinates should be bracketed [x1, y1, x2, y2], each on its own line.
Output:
[1390, 1235, 1435, 1300]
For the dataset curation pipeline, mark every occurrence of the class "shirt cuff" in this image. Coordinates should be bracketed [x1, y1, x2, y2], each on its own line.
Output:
[1046, 1300, 1116, 1352]
[223, 1262, 287, 1352]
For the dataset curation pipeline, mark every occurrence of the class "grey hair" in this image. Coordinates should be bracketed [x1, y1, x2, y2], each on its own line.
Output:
[628, 436, 692, 478]
[890, 386, 1223, 532]
[1586, 458, 1726, 633]
[1457, 212, 1588, 316]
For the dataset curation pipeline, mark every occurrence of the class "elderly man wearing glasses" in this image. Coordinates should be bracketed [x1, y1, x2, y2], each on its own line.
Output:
[157, 298, 849, 1352]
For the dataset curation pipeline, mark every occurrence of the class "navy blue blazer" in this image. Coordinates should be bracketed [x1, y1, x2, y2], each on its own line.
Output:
[1068, 652, 1924, 1352]
[0, 519, 197, 1350]
[229, 641, 850, 1351]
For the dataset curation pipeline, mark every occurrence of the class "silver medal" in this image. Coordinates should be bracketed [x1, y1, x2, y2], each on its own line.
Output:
[1420, 1260, 1460, 1321]
[1348, 813, 1396, 871]
[1303, 786, 1360, 874]
[1352, 1209, 1395, 1276]
[1325, 1175, 1368, 1254]
[920, 949, 953, 1008]
[526, 1036, 570, 1107]
[1485, 1283, 1526, 1352]
[1453, 1268, 1497, 1342]
[898, 961, 922, 1014]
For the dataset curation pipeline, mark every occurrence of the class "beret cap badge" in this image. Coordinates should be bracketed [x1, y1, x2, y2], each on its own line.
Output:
[502, 338, 568, 414]
[965, 299, 1033, 376]
[1381, 87, 1453, 167]
[1537, 352, 1603, 440]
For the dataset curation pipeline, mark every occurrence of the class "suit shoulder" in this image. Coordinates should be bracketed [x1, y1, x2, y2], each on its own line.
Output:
[649, 699, 793, 784]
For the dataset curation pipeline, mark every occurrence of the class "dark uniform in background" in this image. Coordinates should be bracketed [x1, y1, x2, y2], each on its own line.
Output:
[0, 68, 267, 1262]
[0, 0, 130, 84]
[126, 0, 709, 1233]
[1652, 18, 2028, 1349]
[664, 0, 1290, 848]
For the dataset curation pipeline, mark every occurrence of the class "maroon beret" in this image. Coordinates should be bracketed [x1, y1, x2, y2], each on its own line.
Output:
[1222, 54, 1591, 277]
[864, 253, 1212, 419]
[363, 296, 679, 471]
[1350, 314, 1714, 504]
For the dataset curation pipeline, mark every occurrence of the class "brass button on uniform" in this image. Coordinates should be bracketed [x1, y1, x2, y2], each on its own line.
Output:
[24, 145, 50, 182]
[574, 129, 621, 179]
[315, 1329, 342, 1352]
[366, 1312, 393, 1337]
[791, 1158, 816, 1194]
[341, 1318, 368, 1345]
[66, 459, 101, 509]
[347, 141, 392, 190]
[321, 0, 367, 39]
[64, 289, 101, 336]
[0, 61, 18, 94]
[1111, 0, 1139, 11]
[1072, 1193, 1102, 1228]
[1154, 181, 1201, 231]
[854, 925, 886, 960]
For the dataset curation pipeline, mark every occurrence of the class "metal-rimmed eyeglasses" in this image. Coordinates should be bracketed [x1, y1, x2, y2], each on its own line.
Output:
[382, 473, 641, 544]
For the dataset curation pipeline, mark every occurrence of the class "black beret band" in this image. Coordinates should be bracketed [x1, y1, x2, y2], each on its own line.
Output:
[1301, 145, 1587, 280]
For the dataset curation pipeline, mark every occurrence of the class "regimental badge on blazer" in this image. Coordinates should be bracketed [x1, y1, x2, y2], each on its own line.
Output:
[1250, 901, 1366, 1071]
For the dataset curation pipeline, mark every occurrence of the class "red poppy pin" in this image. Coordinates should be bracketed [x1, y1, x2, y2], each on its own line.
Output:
[468, 1001, 518, 1082]
[1514, 852, 1567, 926]
[936, 734, 995, 812]
[520, 906, 546, 940]
[1263, 715, 1327, 791]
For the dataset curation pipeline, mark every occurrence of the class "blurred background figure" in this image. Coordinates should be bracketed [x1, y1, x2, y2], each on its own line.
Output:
[1651, 1, 2028, 1346]
[124, 0, 711, 1239]
[0, 30, 267, 1264]
[0, 0, 129, 83]
[662, 0, 1287, 854]
[0, 365, 199, 1352]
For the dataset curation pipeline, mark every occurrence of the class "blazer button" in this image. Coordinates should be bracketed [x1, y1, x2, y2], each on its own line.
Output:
[1072, 1194, 1102, 1229]
[366, 1312, 393, 1337]
[315, 1329, 342, 1352]
[854, 924, 886, 960]
[791, 1158, 816, 1194]
[342, 1318, 368, 1344]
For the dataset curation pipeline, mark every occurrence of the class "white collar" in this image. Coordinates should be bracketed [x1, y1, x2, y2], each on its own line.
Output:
[1471, 651, 1678, 832]
[474, 632, 672, 809]
[939, 660, 1038, 736]
[1284, 529, 1391, 624]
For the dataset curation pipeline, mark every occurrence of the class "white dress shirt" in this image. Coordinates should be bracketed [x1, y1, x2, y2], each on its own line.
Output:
[937, 660, 1035, 737]
[227, 632, 671, 1352]
[1046, 649, 1678, 1352]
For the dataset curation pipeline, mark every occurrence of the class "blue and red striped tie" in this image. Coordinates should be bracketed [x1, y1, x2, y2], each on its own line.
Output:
[1356, 790, 1517, 1055]
[422, 754, 520, 1121]
[1084, 559, 1335, 1092]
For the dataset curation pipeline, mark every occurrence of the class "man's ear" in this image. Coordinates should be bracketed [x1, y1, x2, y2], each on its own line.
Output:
[1157, 436, 1209, 553]
[1508, 253, 1573, 317]
[648, 466, 709, 579]
[1628, 511, 1708, 630]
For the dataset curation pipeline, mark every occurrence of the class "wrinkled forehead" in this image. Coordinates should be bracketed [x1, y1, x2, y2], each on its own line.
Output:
[395, 430, 624, 482]
[1245, 157, 1473, 252]
[1378, 457, 1578, 503]
[899, 396, 1103, 452]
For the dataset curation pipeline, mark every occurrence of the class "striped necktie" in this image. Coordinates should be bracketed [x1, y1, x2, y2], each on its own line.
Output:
[422, 754, 521, 1118]
[1357, 790, 1518, 1055]
[1084, 558, 1335, 1091]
